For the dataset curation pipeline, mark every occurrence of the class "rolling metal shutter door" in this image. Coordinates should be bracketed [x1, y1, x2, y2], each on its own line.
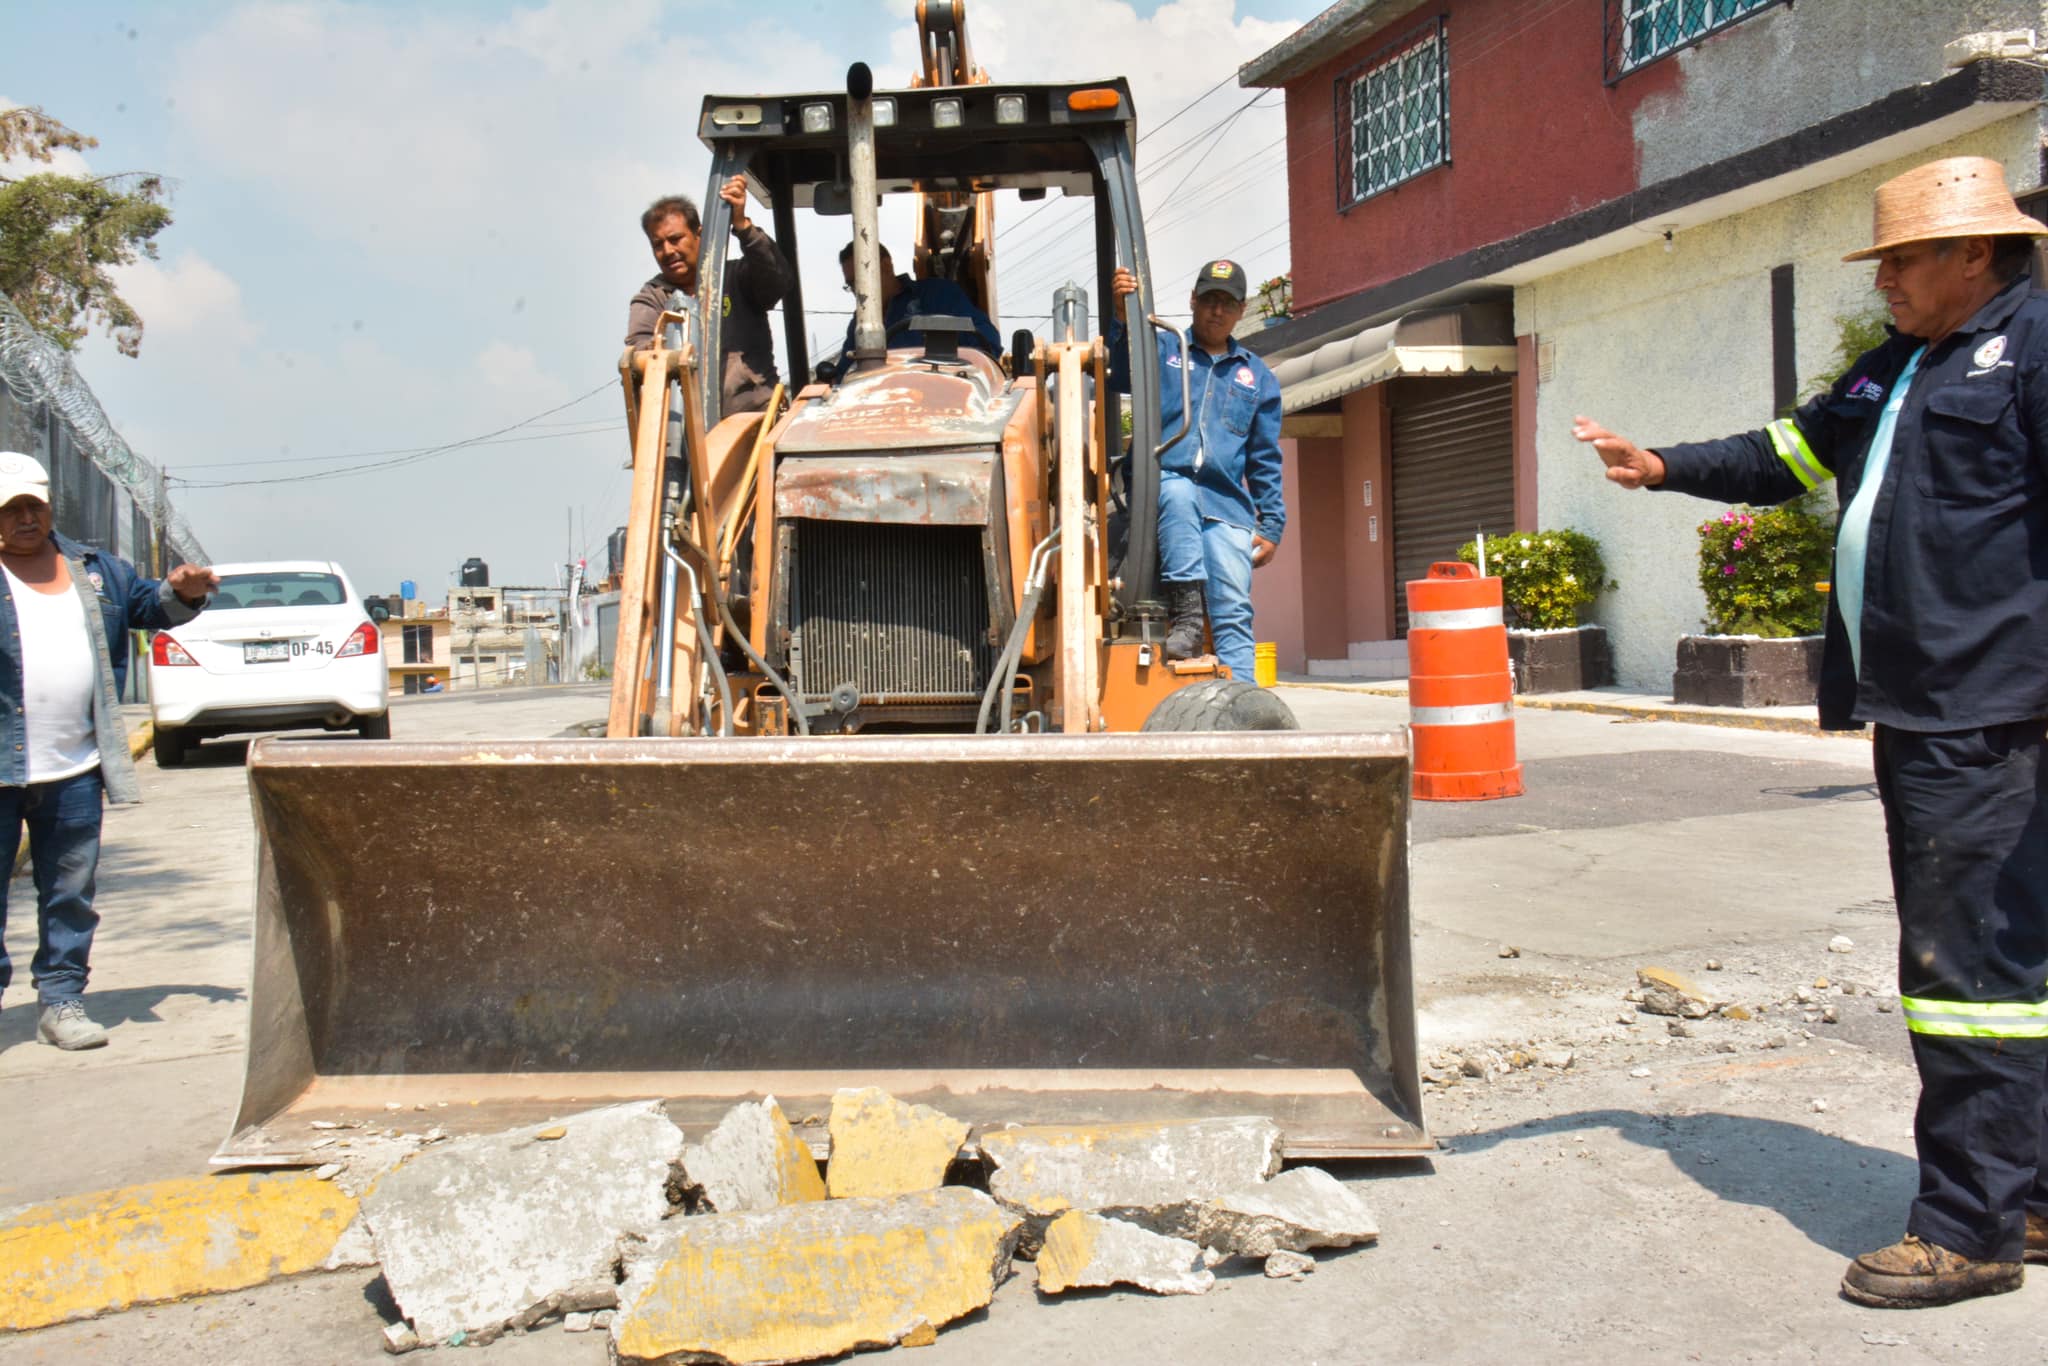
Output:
[1390, 377, 1515, 634]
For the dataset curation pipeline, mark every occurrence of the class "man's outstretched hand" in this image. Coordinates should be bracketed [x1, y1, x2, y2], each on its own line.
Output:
[1111, 267, 1137, 324]
[1572, 415, 1666, 489]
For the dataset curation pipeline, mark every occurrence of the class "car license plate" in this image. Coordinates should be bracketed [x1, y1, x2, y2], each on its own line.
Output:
[244, 641, 292, 663]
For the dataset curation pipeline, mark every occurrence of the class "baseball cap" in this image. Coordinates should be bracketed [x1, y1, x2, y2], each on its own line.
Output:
[1192, 258, 1247, 301]
[0, 452, 50, 508]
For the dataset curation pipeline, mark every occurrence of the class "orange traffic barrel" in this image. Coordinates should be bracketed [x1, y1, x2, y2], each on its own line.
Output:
[1404, 562, 1523, 802]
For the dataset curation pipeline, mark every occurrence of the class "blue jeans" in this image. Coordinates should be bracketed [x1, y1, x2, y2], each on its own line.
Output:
[0, 767, 104, 1005]
[1158, 471, 1256, 680]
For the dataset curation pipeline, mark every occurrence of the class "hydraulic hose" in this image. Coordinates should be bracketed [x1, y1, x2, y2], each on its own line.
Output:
[664, 542, 733, 737]
[977, 528, 1061, 735]
[673, 529, 812, 737]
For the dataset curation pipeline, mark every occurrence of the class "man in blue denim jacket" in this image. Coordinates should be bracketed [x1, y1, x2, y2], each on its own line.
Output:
[0, 452, 215, 1049]
[1108, 260, 1285, 679]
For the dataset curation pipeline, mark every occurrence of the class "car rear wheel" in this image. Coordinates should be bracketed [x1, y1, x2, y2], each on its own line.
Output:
[152, 725, 189, 768]
[1141, 679, 1299, 732]
[356, 713, 391, 740]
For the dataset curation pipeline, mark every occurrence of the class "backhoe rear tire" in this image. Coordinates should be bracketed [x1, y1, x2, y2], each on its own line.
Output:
[1141, 679, 1299, 733]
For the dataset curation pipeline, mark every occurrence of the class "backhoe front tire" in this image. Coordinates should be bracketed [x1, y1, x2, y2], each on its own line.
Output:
[1141, 679, 1299, 733]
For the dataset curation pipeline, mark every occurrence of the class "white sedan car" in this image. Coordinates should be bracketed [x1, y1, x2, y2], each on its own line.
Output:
[148, 560, 391, 766]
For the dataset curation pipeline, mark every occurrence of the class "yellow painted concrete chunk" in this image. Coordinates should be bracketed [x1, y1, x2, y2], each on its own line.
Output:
[1036, 1211, 1213, 1296]
[612, 1187, 1020, 1365]
[682, 1097, 826, 1212]
[0, 1173, 357, 1332]
[824, 1087, 968, 1199]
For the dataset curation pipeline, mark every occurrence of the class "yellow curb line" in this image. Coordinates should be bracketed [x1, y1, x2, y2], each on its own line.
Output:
[0, 1172, 359, 1333]
[1273, 682, 1863, 740]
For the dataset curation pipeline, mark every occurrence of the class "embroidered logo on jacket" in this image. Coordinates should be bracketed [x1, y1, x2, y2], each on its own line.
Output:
[1844, 376, 1886, 402]
[86, 571, 105, 594]
[1235, 367, 1256, 388]
[1975, 335, 2007, 369]
[1166, 352, 1183, 368]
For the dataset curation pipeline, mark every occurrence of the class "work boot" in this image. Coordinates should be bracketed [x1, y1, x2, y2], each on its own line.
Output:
[2027, 1212, 2048, 1265]
[37, 999, 108, 1051]
[1840, 1234, 2022, 1308]
[1162, 582, 1208, 661]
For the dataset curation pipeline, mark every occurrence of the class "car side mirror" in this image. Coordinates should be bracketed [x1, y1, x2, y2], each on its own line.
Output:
[369, 604, 390, 623]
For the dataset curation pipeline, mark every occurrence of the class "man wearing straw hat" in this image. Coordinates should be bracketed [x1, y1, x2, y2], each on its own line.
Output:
[1574, 157, 2048, 1308]
[1572, 160, 2048, 1310]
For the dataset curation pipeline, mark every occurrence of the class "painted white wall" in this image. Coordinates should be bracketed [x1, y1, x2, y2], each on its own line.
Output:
[1517, 113, 2040, 692]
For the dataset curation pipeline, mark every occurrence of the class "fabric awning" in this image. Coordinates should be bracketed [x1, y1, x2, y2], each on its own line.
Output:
[1270, 302, 1516, 414]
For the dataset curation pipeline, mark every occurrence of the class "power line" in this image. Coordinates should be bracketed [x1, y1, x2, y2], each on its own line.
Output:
[174, 380, 616, 490]
[175, 420, 620, 471]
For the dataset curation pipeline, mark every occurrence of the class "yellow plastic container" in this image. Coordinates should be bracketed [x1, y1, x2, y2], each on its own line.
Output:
[1254, 642, 1278, 688]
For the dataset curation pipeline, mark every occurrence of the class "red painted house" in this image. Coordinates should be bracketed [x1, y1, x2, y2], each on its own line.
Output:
[1238, 0, 2048, 688]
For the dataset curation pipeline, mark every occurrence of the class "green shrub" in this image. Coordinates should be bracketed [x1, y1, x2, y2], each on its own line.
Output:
[1456, 529, 1611, 629]
[1695, 497, 1832, 636]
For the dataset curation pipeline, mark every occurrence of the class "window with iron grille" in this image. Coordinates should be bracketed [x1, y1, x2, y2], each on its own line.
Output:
[1336, 19, 1448, 210]
[1606, 0, 1783, 80]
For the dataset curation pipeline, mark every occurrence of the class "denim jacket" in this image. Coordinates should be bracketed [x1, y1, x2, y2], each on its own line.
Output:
[1107, 320, 1287, 544]
[0, 532, 204, 802]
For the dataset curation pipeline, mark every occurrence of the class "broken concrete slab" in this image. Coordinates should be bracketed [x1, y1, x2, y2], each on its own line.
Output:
[681, 1097, 827, 1213]
[980, 1117, 1283, 1224]
[824, 1087, 970, 1199]
[361, 1100, 683, 1342]
[611, 1187, 1020, 1365]
[1264, 1250, 1316, 1279]
[1110, 1165, 1379, 1259]
[1035, 1212, 1213, 1296]
[0, 1173, 358, 1331]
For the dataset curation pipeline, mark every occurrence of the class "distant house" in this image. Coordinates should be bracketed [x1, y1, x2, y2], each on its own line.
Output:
[1239, 0, 2048, 688]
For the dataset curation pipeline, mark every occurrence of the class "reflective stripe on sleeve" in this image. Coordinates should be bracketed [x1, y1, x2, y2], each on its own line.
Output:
[1764, 419, 1832, 489]
[1900, 994, 2048, 1039]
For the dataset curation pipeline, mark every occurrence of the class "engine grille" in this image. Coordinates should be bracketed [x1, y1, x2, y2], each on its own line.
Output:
[790, 520, 995, 701]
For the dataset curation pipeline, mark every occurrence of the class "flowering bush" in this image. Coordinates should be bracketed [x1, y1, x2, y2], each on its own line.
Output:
[1456, 529, 1611, 629]
[1256, 274, 1291, 321]
[1695, 498, 1832, 637]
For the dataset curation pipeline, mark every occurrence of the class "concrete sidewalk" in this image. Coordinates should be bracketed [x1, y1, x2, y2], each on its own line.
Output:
[1279, 674, 1847, 738]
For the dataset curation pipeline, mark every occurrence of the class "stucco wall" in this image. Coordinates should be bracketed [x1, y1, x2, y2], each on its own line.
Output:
[1633, 0, 2047, 185]
[1518, 114, 2041, 692]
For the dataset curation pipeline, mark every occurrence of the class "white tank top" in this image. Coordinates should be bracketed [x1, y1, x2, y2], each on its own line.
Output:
[4, 562, 101, 784]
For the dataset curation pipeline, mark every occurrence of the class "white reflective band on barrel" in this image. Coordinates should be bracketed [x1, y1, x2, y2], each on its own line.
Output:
[1410, 701, 1513, 727]
[1409, 606, 1504, 631]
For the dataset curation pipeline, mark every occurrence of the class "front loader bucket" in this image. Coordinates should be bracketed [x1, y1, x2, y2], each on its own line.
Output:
[219, 731, 1425, 1166]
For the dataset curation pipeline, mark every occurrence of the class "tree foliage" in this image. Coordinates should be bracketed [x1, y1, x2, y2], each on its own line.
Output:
[0, 105, 171, 357]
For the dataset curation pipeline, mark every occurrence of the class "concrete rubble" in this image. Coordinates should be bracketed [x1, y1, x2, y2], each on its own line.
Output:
[1034, 1212, 1213, 1296]
[981, 1117, 1284, 1231]
[680, 1097, 828, 1212]
[610, 1187, 1021, 1364]
[824, 1086, 970, 1199]
[360, 1100, 684, 1342]
[1111, 1166, 1379, 1260]
[1263, 1250, 1317, 1279]
[1635, 966, 1720, 1018]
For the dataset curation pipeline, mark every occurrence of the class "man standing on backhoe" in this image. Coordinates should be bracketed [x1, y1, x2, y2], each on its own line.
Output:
[1108, 260, 1284, 680]
[1576, 156, 2048, 1310]
[625, 174, 794, 415]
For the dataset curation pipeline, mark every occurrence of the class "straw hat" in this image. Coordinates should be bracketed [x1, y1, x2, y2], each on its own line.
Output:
[1842, 156, 2047, 261]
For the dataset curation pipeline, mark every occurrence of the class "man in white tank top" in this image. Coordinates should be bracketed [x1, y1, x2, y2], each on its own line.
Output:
[0, 452, 216, 1049]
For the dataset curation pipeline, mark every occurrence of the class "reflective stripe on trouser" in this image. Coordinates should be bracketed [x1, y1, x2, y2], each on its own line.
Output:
[1765, 418, 1832, 489]
[1875, 720, 2048, 1262]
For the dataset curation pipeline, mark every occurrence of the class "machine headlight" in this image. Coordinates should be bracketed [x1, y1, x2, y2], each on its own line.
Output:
[872, 97, 897, 128]
[800, 102, 834, 134]
[931, 97, 963, 129]
[995, 94, 1026, 125]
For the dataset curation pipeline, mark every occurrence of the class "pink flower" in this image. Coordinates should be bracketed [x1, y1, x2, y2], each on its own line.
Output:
[1733, 538, 1746, 550]
[1721, 565, 1736, 575]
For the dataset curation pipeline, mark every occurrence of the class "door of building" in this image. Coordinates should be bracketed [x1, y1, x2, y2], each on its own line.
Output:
[1389, 376, 1515, 634]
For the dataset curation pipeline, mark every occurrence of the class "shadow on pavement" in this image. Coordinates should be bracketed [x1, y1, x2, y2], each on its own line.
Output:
[0, 981, 243, 1030]
[1444, 1108, 1911, 1259]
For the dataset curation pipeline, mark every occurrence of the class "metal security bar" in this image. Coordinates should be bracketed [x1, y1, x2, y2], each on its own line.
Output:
[1604, 0, 1786, 83]
[1334, 17, 1448, 211]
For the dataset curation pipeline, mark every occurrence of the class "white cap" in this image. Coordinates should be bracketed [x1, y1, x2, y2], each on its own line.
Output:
[0, 452, 50, 508]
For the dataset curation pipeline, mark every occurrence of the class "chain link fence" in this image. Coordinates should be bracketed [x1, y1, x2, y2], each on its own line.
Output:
[0, 292, 206, 564]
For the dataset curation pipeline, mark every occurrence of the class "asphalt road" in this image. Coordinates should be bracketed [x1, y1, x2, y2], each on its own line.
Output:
[4, 684, 2036, 1364]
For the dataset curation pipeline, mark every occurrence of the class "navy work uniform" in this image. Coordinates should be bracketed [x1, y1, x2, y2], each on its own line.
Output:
[1654, 268, 2048, 1263]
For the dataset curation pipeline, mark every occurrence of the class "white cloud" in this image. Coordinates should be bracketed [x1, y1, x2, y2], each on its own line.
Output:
[111, 252, 261, 347]
[63, 1, 1306, 593]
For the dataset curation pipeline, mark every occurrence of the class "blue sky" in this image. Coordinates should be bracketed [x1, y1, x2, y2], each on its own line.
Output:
[2, 1, 1304, 592]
